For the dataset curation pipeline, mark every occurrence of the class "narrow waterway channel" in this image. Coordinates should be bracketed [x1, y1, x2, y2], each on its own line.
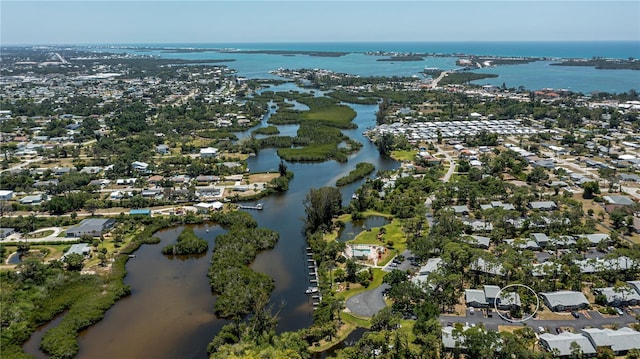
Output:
[71, 93, 398, 357]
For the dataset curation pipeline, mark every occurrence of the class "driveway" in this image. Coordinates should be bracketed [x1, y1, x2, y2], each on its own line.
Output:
[345, 283, 390, 317]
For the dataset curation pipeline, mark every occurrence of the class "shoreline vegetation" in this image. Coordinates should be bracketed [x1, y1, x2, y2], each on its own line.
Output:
[161, 227, 208, 255]
[250, 91, 362, 162]
[3, 216, 173, 359]
[336, 162, 375, 186]
[551, 58, 640, 70]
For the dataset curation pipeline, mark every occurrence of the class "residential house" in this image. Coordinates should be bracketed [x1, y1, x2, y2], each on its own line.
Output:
[538, 332, 596, 358]
[147, 175, 165, 186]
[451, 205, 470, 216]
[0, 190, 14, 200]
[480, 201, 515, 211]
[80, 166, 103, 174]
[20, 194, 45, 205]
[463, 235, 490, 249]
[577, 233, 610, 246]
[33, 179, 58, 189]
[505, 238, 540, 250]
[194, 201, 224, 214]
[530, 233, 550, 247]
[540, 291, 590, 311]
[412, 257, 443, 286]
[66, 218, 116, 238]
[129, 209, 152, 216]
[464, 285, 521, 310]
[156, 144, 169, 155]
[528, 201, 557, 211]
[60, 243, 92, 261]
[470, 257, 504, 276]
[603, 195, 635, 206]
[593, 285, 640, 307]
[52, 167, 72, 176]
[463, 219, 493, 232]
[581, 328, 640, 356]
[132, 161, 150, 173]
[442, 325, 471, 351]
[200, 147, 218, 158]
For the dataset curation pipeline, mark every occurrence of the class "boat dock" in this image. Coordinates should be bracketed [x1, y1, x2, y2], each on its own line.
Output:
[238, 203, 263, 210]
[306, 247, 322, 306]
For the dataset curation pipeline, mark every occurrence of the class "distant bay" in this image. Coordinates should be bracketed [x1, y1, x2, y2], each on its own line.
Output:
[92, 41, 640, 94]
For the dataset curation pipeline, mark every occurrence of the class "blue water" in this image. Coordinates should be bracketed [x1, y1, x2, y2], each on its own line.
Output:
[92, 41, 640, 94]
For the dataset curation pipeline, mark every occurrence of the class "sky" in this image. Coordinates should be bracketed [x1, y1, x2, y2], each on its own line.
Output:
[1, 1, 639, 45]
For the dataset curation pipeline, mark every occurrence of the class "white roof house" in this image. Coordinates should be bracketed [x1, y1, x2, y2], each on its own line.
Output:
[0, 190, 14, 200]
[200, 147, 219, 158]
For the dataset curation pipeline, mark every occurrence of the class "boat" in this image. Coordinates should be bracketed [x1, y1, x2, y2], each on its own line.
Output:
[305, 286, 319, 294]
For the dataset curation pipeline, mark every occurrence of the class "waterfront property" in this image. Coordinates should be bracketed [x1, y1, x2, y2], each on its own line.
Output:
[66, 218, 116, 238]
[60, 243, 91, 261]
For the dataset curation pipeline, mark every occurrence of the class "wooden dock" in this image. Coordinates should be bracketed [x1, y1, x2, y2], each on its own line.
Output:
[238, 203, 263, 210]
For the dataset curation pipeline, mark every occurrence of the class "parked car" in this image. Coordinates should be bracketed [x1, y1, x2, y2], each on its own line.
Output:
[615, 307, 624, 315]
[571, 311, 580, 318]
[469, 307, 475, 315]
[538, 326, 546, 333]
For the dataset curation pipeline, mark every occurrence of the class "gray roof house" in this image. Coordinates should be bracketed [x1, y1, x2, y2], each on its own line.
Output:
[505, 238, 540, 250]
[581, 327, 640, 355]
[451, 205, 470, 216]
[530, 233, 550, 247]
[540, 291, 590, 311]
[594, 285, 640, 306]
[539, 332, 596, 357]
[66, 218, 116, 238]
[528, 201, 557, 211]
[470, 257, 504, 276]
[465, 289, 488, 308]
[464, 235, 490, 249]
[156, 144, 169, 154]
[412, 257, 442, 286]
[20, 194, 45, 205]
[603, 195, 635, 206]
[442, 325, 471, 350]
[60, 243, 91, 261]
[465, 285, 521, 310]
[627, 281, 640, 295]
[578, 233, 610, 246]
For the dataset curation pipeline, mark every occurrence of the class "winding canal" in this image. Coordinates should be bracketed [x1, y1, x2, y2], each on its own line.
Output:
[52, 88, 398, 358]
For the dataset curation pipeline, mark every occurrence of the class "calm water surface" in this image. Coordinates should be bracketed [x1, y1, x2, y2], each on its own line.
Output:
[71, 93, 399, 357]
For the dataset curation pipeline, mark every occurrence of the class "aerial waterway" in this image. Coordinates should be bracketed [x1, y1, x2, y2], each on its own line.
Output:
[66, 89, 399, 358]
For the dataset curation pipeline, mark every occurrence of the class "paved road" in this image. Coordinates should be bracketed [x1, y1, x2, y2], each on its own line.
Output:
[345, 283, 390, 317]
[346, 250, 415, 317]
[440, 308, 638, 333]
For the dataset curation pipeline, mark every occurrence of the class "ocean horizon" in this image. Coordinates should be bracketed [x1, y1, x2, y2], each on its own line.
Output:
[6, 41, 639, 94]
[26, 40, 640, 59]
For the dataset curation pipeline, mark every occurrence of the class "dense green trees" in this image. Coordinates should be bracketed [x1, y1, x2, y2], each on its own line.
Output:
[161, 227, 208, 255]
[303, 187, 342, 233]
[335, 162, 375, 186]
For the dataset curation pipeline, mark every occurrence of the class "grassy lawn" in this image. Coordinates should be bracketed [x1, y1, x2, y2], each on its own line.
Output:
[390, 150, 416, 162]
[336, 268, 385, 301]
[24, 230, 55, 238]
[351, 219, 406, 258]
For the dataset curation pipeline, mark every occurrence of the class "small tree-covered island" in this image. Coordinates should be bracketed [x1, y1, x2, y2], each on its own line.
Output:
[1, 45, 640, 359]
